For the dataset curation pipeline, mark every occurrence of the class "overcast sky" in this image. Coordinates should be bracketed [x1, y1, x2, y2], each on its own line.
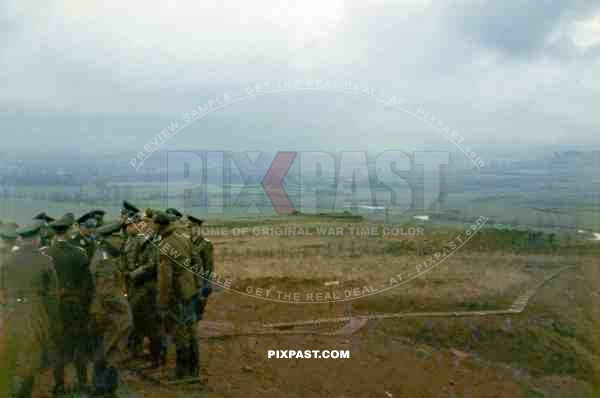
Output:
[1, 0, 599, 155]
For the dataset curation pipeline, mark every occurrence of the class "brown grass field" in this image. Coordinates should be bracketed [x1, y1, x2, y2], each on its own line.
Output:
[29, 217, 600, 397]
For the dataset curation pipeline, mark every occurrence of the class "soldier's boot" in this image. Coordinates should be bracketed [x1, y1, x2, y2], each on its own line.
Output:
[128, 332, 144, 358]
[159, 337, 168, 366]
[11, 376, 34, 398]
[174, 347, 188, 379]
[148, 338, 159, 368]
[52, 366, 66, 397]
[92, 363, 118, 397]
[149, 336, 167, 368]
[74, 361, 89, 392]
[175, 348, 186, 379]
[105, 367, 119, 396]
[189, 337, 200, 377]
[92, 360, 109, 396]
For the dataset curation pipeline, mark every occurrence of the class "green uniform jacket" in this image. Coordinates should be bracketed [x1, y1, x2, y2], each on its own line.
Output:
[0, 243, 59, 393]
[191, 235, 214, 291]
[89, 242, 133, 367]
[70, 232, 96, 260]
[126, 234, 160, 308]
[156, 226, 195, 310]
[121, 234, 144, 297]
[47, 240, 94, 358]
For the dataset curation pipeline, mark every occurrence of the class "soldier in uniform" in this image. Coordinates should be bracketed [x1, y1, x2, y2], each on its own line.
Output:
[0, 220, 59, 398]
[115, 201, 143, 315]
[33, 212, 55, 248]
[119, 202, 142, 302]
[55, 213, 76, 246]
[71, 212, 97, 260]
[47, 215, 94, 396]
[186, 215, 214, 377]
[121, 208, 166, 366]
[123, 201, 141, 223]
[89, 222, 133, 396]
[119, 210, 129, 241]
[121, 218, 144, 356]
[119, 212, 132, 243]
[153, 212, 199, 379]
[0, 222, 19, 398]
[0, 223, 19, 398]
[120, 201, 141, 252]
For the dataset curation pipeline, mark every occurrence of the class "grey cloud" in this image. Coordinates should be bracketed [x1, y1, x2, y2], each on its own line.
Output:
[0, 3, 20, 48]
[0, 0, 598, 152]
[453, 0, 600, 58]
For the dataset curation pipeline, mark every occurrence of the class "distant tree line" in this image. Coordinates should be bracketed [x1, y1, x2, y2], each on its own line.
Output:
[382, 229, 596, 257]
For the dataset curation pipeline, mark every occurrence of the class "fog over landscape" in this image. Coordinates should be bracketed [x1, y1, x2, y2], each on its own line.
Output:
[2, 1, 600, 397]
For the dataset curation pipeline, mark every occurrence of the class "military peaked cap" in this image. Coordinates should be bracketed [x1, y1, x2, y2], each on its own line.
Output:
[17, 220, 44, 238]
[187, 215, 204, 226]
[33, 212, 55, 223]
[95, 221, 122, 237]
[49, 214, 75, 232]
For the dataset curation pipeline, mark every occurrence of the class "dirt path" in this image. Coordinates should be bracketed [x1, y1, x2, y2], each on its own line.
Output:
[196, 266, 574, 338]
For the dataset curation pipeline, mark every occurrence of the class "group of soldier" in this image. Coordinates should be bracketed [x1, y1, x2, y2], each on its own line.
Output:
[0, 201, 214, 397]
